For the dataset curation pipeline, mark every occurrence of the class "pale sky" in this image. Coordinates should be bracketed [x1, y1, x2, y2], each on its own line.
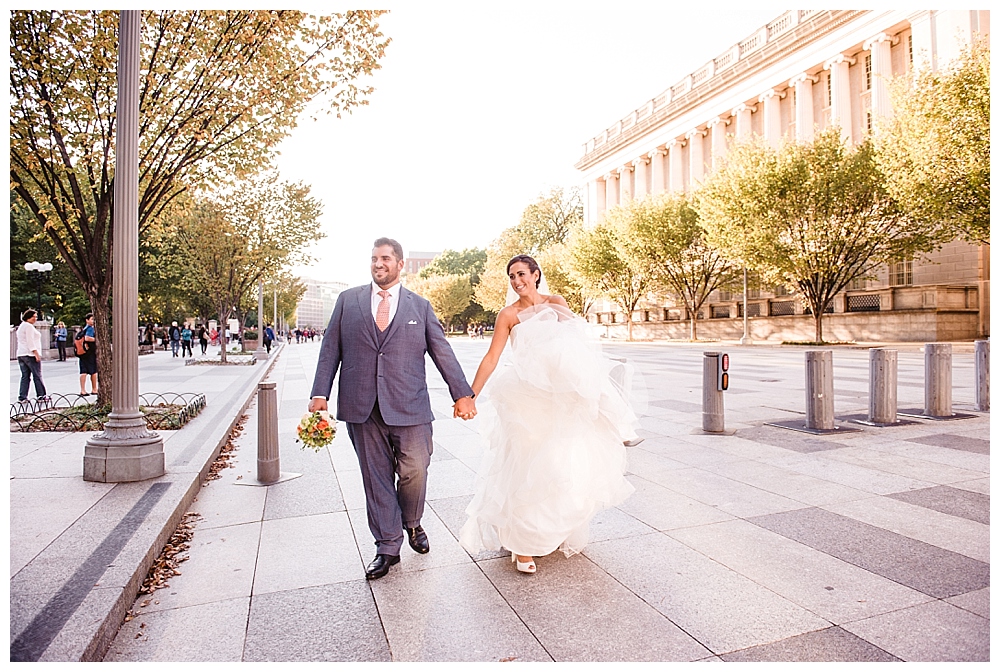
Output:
[278, 2, 783, 286]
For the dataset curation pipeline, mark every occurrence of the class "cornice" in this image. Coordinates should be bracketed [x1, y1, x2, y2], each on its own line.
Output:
[576, 9, 869, 171]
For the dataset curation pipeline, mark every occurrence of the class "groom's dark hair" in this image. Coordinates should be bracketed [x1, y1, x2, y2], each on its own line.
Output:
[373, 237, 404, 262]
[506, 255, 542, 288]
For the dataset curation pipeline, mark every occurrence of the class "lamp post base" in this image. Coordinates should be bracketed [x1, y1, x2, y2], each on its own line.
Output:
[84, 428, 165, 483]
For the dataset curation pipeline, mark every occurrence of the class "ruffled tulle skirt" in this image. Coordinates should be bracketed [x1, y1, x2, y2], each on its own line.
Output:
[459, 305, 637, 558]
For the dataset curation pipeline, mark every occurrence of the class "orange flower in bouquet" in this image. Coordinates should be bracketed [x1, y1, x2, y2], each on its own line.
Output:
[297, 410, 336, 451]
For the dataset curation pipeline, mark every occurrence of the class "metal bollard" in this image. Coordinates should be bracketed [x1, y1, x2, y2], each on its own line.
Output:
[805, 350, 835, 430]
[868, 348, 897, 425]
[975, 340, 989, 411]
[924, 343, 952, 417]
[257, 381, 280, 483]
[702, 352, 725, 432]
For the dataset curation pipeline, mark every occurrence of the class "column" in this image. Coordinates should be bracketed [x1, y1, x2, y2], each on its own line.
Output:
[668, 139, 685, 193]
[649, 147, 667, 195]
[588, 178, 606, 225]
[824, 54, 854, 144]
[618, 165, 633, 202]
[686, 129, 706, 186]
[708, 117, 729, 170]
[84, 10, 165, 483]
[732, 103, 753, 140]
[632, 157, 649, 199]
[758, 89, 783, 148]
[789, 73, 817, 142]
[604, 172, 619, 209]
[864, 33, 894, 130]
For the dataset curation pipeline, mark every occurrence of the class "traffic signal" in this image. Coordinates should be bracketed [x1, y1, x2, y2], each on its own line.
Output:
[718, 352, 729, 391]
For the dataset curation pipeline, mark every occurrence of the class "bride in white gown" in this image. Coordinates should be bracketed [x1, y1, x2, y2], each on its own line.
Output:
[458, 255, 639, 574]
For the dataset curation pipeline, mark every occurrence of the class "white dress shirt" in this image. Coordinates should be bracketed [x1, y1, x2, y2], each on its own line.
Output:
[16, 321, 42, 358]
[371, 282, 401, 326]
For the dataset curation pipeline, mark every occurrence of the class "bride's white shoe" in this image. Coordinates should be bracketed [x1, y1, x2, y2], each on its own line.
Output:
[511, 551, 536, 574]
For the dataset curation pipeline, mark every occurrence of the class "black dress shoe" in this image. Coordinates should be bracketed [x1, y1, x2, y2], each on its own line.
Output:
[406, 525, 430, 554]
[365, 553, 400, 580]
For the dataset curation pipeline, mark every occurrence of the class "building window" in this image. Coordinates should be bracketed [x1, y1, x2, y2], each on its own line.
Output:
[908, 34, 913, 66]
[866, 109, 873, 132]
[890, 260, 913, 286]
[849, 276, 867, 290]
[774, 284, 790, 297]
[864, 54, 872, 90]
[718, 290, 732, 301]
[825, 71, 832, 106]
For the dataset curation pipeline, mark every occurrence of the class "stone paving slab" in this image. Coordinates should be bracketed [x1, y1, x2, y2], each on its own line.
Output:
[243, 582, 390, 662]
[749, 507, 990, 599]
[720, 626, 901, 662]
[840, 599, 990, 662]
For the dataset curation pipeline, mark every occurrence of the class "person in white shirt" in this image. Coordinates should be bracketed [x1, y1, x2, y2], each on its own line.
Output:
[16, 309, 49, 402]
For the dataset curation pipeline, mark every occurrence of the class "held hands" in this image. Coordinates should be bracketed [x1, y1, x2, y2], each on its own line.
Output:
[309, 397, 328, 413]
[454, 396, 477, 421]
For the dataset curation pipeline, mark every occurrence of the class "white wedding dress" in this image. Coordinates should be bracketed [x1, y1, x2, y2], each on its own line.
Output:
[459, 304, 638, 558]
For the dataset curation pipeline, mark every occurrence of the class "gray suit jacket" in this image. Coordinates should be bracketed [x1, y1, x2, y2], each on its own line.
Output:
[310, 284, 474, 426]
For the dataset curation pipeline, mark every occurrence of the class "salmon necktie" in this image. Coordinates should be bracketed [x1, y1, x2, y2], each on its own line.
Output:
[375, 290, 390, 331]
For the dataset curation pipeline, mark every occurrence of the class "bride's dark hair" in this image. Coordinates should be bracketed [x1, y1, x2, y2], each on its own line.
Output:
[506, 255, 541, 288]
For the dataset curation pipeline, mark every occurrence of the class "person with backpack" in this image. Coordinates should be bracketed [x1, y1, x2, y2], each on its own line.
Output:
[168, 321, 181, 357]
[77, 313, 98, 397]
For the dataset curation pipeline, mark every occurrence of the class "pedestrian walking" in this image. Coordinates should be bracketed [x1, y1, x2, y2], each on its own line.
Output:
[16, 309, 49, 403]
[198, 324, 208, 354]
[54, 321, 68, 361]
[181, 324, 193, 357]
[264, 324, 276, 354]
[77, 313, 98, 396]
[169, 321, 181, 357]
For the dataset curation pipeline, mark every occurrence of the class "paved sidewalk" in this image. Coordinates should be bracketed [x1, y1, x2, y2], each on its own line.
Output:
[9, 339, 990, 661]
[9, 344, 283, 661]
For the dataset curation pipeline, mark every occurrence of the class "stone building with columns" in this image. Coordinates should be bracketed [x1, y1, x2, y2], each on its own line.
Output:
[577, 9, 989, 342]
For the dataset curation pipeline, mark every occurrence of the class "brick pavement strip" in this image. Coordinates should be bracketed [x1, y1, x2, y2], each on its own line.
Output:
[10, 340, 989, 661]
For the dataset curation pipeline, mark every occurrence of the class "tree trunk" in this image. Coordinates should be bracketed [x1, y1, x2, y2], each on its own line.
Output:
[627, 315, 634, 341]
[92, 290, 113, 408]
[219, 303, 228, 363]
[814, 311, 823, 344]
[690, 314, 698, 341]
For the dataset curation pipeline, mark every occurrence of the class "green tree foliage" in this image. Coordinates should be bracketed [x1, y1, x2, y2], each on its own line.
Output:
[477, 187, 586, 313]
[406, 274, 473, 332]
[699, 130, 939, 343]
[417, 248, 488, 328]
[263, 274, 307, 329]
[875, 38, 989, 245]
[167, 174, 323, 361]
[570, 222, 650, 341]
[610, 194, 737, 340]
[10, 9, 388, 402]
[418, 248, 486, 284]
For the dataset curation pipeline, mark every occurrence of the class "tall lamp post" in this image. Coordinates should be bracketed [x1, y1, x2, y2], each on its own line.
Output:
[23, 262, 53, 320]
[84, 10, 165, 483]
[255, 279, 268, 360]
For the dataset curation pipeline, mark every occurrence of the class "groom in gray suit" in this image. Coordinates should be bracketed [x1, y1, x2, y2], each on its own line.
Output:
[310, 237, 477, 580]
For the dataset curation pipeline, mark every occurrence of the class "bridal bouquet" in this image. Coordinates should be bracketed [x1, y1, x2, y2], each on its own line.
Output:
[297, 411, 336, 451]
